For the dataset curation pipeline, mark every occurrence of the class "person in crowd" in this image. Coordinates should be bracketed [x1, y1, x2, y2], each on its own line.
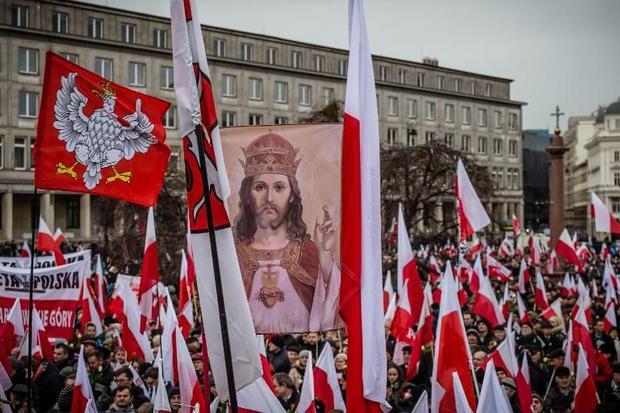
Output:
[273, 372, 299, 411]
[544, 366, 574, 412]
[107, 385, 136, 413]
[289, 349, 309, 389]
[268, 336, 291, 374]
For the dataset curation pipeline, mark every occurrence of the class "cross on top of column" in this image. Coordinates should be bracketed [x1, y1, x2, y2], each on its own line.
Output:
[550, 105, 565, 130]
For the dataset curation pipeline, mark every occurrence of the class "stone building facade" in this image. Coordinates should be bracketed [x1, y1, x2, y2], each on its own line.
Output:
[0, 0, 525, 241]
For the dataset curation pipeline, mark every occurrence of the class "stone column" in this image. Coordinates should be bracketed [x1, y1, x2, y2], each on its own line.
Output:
[80, 194, 91, 239]
[434, 201, 443, 230]
[547, 129, 568, 248]
[502, 202, 509, 222]
[416, 207, 424, 232]
[2, 192, 13, 241]
[41, 192, 53, 229]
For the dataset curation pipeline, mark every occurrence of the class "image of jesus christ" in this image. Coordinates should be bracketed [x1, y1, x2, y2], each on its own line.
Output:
[232, 132, 341, 334]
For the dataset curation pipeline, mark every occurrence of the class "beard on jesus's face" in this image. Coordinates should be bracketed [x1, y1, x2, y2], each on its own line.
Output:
[253, 201, 290, 230]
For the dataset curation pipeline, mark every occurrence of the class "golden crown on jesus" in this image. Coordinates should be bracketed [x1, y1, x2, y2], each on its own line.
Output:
[240, 132, 301, 177]
[92, 82, 117, 99]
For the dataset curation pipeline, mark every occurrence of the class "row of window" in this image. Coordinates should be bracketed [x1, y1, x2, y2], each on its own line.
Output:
[385, 96, 518, 129]
[0, 136, 34, 170]
[491, 167, 520, 190]
[385, 128, 519, 156]
[220, 112, 289, 128]
[11, 4, 505, 97]
[11, 5, 170, 48]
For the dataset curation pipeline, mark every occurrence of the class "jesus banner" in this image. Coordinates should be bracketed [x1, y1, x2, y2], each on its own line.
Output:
[221, 123, 343, 334]
[0, 260, 87, 340]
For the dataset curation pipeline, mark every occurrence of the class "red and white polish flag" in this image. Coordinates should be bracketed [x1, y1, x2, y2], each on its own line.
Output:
[116, 279, 153, 363]
[456, 159, 491, 241]
[339, 0, 389, 410]
[564, 320, 574, 372]
[517, 259, 531, 294]
[483, 332, 518, 378]
[555, 229, 580, 268]
[94, 254, 106, 316]
[499, 283, 511, 322]
[604, 289, 617, 335]
[469, 254, 483, 295]
[591, 191, 620, 234]
[53, 227, 65, 246]
[406, 292, 434, 380]
[153, 360, 172, 413]
[397, 204, 424, 323]
[257, 335, 275, 393]
[451, 371, 474, 413]
[314, 342, 346, 412]
[297, 352, 316, 413]
[472, 275, 504, 326]
[540, 298, 565, 332]
[486, 253, 512, 282]
[515, 355, 532, 413]
[175, 326, 207, 413]
[138, 207, 160, 332]
[516, 294, 531, 325]
[70, 345, 95, 413]
[81, 281, 103, 336]
[458, 255, 473, 284]
[512, 214, 521, 237]
[602, 257, 618, 293]
[383, 270, 394, 313]
[177, 250, 194, 339]
[574, 343, 598, 413]
[19, 305, 53, 361]
[573, 303, 597, 375]
[431, 261, 476, 413]
[0, 298, 24, 355]
[477, 360, 512, 412]
[37, 216, 66, 265]
[534, 269, 549, 310]
[600, 242, 610, 260]
[20, 241, 30, 258]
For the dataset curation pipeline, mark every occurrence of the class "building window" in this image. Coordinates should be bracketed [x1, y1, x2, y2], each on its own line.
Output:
[445, 104, 455, 123]
[407, 99, 417, 119]
[249, 113, 263, 125]
[275, 81, 288, 104]
[88, 17, 104, 39]
[248, 78, 263, 101]
[379, 66, 389, 81]
[406, 129, 417, 146]
[322, 88, 335, 106]
[94, 57, 113, 80]
[59, 53, 79, 64]
[615, 119, 620, 130]
[494, 111, 502, 128]
[497, 168, 504, 188]
[267, 47, 278, 65]
[425, 131, 435, 144]
[387, 128, 398, 145]
[128, 62, 146, 87]
[163, 106, 176, 129]
[437, 75, 445, 90]
[0, 136, 4, 169]
[221, 74, 236, 97]
[477, 136, 487, 154]
[18, 91, 37, 118]
[221, 111, 236, 127]
[387, 97, 399, 116]
[508, 140, 518, 157]
[477, 108, 487, 127]
[121, 23, 136, 43]
[12, 6, 29, 27]
[416, 72, 425, 87]
[398, 69, 407, 84]
[493, 138, 503, 155]
[241, 43, 253, 61]
[444, 133, 454, 148]
[461, 135, 471, 152]
[338, 59, 347, 75]
[53, 12, 68, 33]
[30, 138, 35, 169]
[18, 48, 38, 75]
[153, 29, 168, 48]
[425, 101, 436, 120]
[214, 38, 226, 57]
[508, 113, 518, 129]
[485, 83, 493, 97]
[615, 151, 620, 162]
[66, 199, 80, 228]
[160, 66, 174, 89]
[470, 81, 477, 95]
[462, 106, 471, 125]
[14, 137, 26, 170]
[298, 84, 312, 106]
[274, 116, 288, 125]
[453, 78, 462, 92]
[291, 51, 302, 69]
[615, 172, 620, 186]
[612, 197, 620, 214]
[313, 55, 325, 72]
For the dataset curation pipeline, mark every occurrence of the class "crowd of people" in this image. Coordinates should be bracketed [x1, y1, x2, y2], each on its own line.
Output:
[1, 235, 620, 413]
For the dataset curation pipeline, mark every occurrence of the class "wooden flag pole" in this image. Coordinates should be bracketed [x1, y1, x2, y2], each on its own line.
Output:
[26, 187, 38, 413]
[193, 125, 239, 412]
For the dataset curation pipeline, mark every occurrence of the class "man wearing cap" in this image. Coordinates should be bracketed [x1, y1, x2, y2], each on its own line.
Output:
[544, 366, 574, 412]
[501, 377, 521, 413]
[233, 132, 340, 333]
[538, 320, 564, 354]
[601, 362, 620, 412]
[267, 335, 291, 374]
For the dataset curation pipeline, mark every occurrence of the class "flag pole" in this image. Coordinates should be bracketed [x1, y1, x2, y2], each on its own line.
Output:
[193, 125, 239, 412]
[26, 186, 38, 413]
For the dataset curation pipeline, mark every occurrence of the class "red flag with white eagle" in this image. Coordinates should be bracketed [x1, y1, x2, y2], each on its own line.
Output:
[397, 204, 424, 323]
[138, 207, 160, 332]
[556, 229, 580, 268]
[170, 0, 261, 400]
[37, 216, 66, 265]
[339, 0, 388, 410]
[431, 261, 476, 413]
[71, 345, 95, 413]
[591, 192, 620, 233]
[575, 343, 598, 413]
[34, 51, 170, 207]
[314, 342, 346, 412]
[456, 159, 490, 241]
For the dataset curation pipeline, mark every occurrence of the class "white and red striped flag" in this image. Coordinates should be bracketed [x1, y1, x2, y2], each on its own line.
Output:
[153, 360, 172, 413]
[540, 298, 565, 332]
[406, 292, 434, 380]
[452, 371, 475, 413]
[482, 332, 518, 378]
[19, 305, 53, 361]
[53, 227, 65, 246]
[177, 250, 194, 339]
[339, 0, 388, 411]
[574, 343, 598, 413]
[470, 254, 483, 295]
[431, 261, 476, 413]
[138, 207, 159, 332]
[456, 159, 490, 241]
[94, 254, 106, 315]
[20, 240, 30, 258]
[472, 275, 504, 326]
[397, 204, 424, 323]
[517, 259, 531, 294]
[573, 303, 597, 375]
[391, 280, 415, 366]
[37, 216, 66, 265]
[512, 214, 521, 237]
[600, 242, 610, 260]
[70, 345, 94, 413]
[0, 298, 24, 355]
[297, 352, 316, 413]
[564, 320, 574, 372]
[383, 271, 394, 313]
[591, 192, 620, 233]
[556, 229, 580, 268]
[257, 335, 275, 393]
[175, 326, 207, 413]
[486, 253, 512, 282]
[604, 289, 617, 334]
[116, 279, 153, 363]
[170, 0, 262, 400]
[499, 283, 511, 322]
[533, 269, 548, 310]
[516, 294, 531, 325]
[515, 355, 532, 413]
[314, 342, 346, 412]
[477, 360, 511, 412]
[81, 281, 103, 336]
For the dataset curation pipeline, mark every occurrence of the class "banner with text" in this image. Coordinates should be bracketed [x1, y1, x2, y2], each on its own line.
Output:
[0, 260, 88, 340]
[0, 250, 91, 269]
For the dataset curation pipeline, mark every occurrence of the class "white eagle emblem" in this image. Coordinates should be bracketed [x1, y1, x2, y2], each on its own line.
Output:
[53, 72, 158, 189]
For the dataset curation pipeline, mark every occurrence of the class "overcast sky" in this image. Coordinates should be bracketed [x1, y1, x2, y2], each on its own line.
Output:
[84, 0, 620, 131]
